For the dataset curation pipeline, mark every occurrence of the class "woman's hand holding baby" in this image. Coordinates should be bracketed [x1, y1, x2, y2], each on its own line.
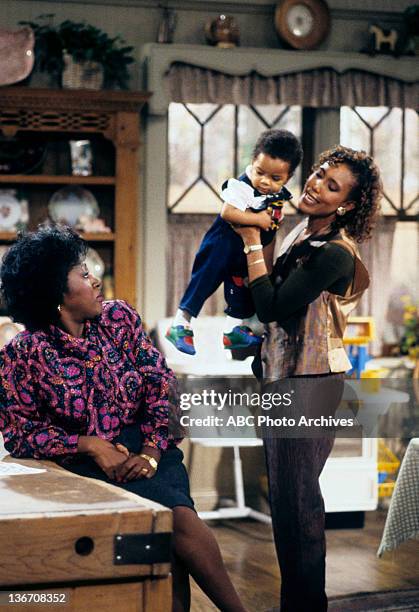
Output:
[255, 210, 274, 231]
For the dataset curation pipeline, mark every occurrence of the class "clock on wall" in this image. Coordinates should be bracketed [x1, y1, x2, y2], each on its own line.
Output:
[275, 0, 331, 50]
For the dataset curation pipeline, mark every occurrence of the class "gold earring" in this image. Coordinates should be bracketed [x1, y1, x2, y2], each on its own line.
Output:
[336, 206, 346, 216]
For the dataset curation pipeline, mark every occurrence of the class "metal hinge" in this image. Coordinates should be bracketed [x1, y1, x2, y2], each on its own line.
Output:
[114, 532, 171, 565]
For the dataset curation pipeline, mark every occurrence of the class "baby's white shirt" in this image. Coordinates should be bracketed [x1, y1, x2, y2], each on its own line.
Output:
[220, 166, 267, 212]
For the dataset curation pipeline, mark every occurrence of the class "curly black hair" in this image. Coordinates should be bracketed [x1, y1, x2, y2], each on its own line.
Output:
[253, 129, 303, 175]
[314, 145, 382, 243]
[0, 225, 88, 331]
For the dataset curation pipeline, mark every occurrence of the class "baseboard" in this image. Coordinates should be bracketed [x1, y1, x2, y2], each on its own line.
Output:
[325, 511, 365, 529]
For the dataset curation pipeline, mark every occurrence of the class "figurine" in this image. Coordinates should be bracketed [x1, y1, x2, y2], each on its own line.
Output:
[157, 6, 177, 44]
[76, 215, 111, 233]
[361, 8, 419, 57]
[204, 14, 240, 48]
[368, 24, 398, 55]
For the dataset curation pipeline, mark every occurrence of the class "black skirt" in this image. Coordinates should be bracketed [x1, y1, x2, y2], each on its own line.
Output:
[63, 424, 195, 511]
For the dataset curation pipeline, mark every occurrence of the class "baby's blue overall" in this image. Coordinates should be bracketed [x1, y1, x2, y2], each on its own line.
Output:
[179, 174, 291, 319]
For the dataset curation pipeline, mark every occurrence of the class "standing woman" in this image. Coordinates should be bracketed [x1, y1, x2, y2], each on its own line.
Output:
[234, 146, 382, 612]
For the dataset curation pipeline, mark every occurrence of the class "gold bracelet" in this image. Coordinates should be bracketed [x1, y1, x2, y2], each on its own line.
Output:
[248, 258, 265, 267]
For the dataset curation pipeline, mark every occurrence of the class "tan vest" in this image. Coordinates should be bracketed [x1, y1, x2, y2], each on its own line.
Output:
[261, 220, 370, 380]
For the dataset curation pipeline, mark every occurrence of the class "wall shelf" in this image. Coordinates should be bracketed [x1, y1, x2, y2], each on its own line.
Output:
[0, 231, 116, 242]
[0, 232, 17, 242]
[0, 175, 116, 186]
[80, 232, 116, 242]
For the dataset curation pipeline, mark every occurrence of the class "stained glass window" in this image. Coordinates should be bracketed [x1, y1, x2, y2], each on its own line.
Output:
[340, 107, 418, 219]
[168, 103, 302, 214]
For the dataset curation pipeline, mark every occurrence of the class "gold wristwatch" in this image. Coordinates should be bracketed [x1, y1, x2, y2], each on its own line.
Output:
[243, 243, 263, 255]
[140, 453, 158, 470]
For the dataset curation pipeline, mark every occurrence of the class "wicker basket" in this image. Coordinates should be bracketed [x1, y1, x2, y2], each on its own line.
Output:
[62, 53, 104, 90]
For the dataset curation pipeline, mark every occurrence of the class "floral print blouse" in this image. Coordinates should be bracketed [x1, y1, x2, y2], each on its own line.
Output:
[0, 300, 176, 459]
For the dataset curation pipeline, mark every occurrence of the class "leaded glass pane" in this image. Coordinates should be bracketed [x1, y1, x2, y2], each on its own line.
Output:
[404, 109, 419, 217]
[340, 106, 418, 218]
[168, 104, 201, 210]
[168, 102, 303, 214]
[204, 105, 235, 193]
[170, 180, 220, 214]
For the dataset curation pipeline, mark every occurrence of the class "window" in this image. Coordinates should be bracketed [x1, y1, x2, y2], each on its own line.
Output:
[168, 103, 302, 215]
[340, 107, 418, 219]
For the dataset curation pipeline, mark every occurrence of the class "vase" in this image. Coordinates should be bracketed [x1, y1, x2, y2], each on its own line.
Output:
[204, 14, 240, 48]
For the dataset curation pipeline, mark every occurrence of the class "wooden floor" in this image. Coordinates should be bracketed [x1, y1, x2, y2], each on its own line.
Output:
[190, 509, 419, 611]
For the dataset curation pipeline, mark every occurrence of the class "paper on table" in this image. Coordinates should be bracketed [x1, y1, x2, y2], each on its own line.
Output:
[0, 462, 46, 476]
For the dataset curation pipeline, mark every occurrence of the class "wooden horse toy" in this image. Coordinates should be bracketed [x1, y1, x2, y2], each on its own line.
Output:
[369, 24, 398, 54]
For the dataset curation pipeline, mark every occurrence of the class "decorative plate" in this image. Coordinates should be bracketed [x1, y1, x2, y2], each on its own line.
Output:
[0, 319, 22, 348]
[275, 0, 331, 50]
[86, 248, 105, 279]
[48, 186, 99, 227]
[0, 190, 24, 230]
[0, 136, 47, 175]
[0, 26, 35, 87]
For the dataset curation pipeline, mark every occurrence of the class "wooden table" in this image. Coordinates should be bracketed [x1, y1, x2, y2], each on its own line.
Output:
[0, 457, 172, 611]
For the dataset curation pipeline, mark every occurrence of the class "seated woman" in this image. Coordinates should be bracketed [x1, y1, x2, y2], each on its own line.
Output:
[0, 226, 246, 612]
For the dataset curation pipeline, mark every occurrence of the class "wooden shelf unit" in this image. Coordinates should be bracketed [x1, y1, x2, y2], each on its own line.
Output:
[0, 87, 151, 306]
[0, 231, 116, 242]
[0, 175, 116, 185]
[0, 232, 17, 242]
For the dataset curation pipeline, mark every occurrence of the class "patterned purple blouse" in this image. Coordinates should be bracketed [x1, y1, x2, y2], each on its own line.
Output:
[0, 300, 176, 458]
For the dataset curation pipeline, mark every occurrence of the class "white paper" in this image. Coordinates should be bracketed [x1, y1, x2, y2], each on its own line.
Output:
[0, 462, 46, 476]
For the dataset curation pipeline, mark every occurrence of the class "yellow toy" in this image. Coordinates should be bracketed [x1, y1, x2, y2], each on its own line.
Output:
[264, 193, 288, 230]
[378, 439, 400, 498]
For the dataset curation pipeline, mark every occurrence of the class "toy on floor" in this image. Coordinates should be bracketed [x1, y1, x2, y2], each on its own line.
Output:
[343, 316, 375, 378]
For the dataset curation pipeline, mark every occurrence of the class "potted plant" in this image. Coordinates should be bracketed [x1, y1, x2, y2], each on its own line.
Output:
[19, 14, 134, 89]
[399, 294, 419, 378]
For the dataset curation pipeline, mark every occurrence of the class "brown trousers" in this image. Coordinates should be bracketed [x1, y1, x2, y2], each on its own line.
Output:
[263, 374, 344, 612]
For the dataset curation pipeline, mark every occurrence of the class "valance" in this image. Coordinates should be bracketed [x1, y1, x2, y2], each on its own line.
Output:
[166, 63, 418, 109]
[142, 44, 418, 113]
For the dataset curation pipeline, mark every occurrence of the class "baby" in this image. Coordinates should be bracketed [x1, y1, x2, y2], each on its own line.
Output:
[166, 128, 303, 355]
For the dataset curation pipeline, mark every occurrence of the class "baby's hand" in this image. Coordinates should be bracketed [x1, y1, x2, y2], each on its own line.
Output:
[256, 210, 274, 231]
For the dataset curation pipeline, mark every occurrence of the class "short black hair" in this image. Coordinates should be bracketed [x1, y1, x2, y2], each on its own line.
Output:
[252, 129, 303, 174]
[0, 225, 88, 331]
